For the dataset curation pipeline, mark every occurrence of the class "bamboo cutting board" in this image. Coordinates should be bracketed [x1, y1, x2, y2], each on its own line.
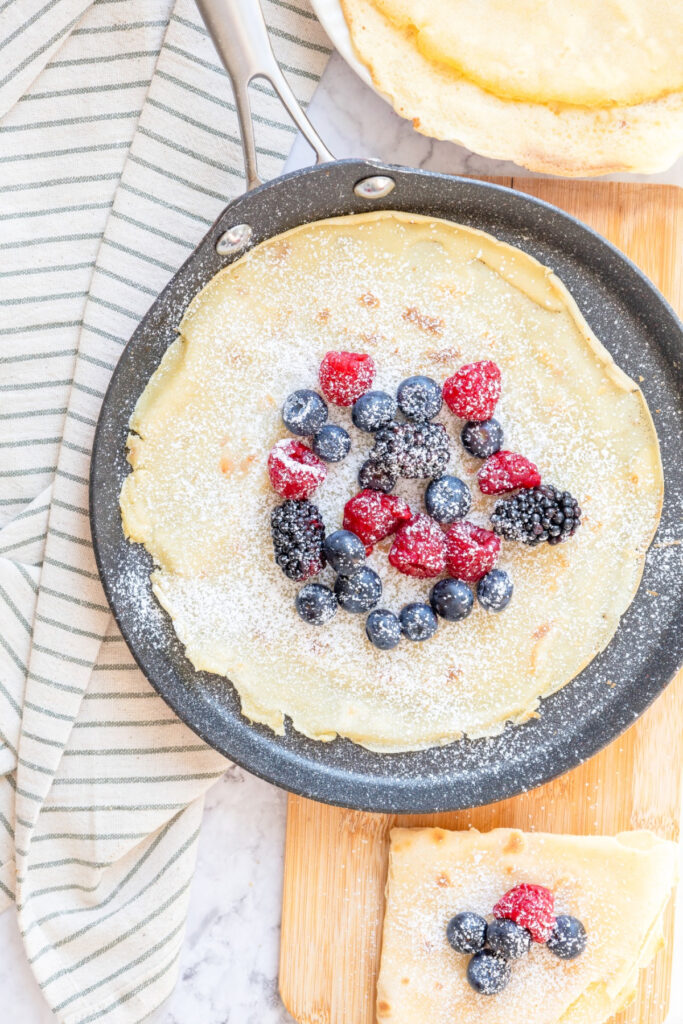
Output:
[279, 180, 683, 1024]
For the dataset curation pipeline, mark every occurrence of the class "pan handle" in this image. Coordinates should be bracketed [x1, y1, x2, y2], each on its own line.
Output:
[194, 0, 335, 189]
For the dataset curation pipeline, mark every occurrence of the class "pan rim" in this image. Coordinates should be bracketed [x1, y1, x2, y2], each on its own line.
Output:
[90, 160, 683, 813]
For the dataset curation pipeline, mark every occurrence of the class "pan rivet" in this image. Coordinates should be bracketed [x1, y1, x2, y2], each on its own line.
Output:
[216, 223, 253, 256]
[354, 175, 396, 200]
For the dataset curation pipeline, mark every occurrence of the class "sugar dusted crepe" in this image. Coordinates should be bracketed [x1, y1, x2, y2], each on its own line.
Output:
[340, 0, 683, 176]
[120, 211, 662, 752]
[378, 827, 679, 1024]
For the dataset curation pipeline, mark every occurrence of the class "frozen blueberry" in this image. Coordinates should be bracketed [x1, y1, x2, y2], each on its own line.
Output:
[425, 475, 471, 523]
[312, 424, 351, 462]
[396, 375, 443, 421]
[430, 578, 474, 622]
[324, 530, 366, 576]
[358, 459, 397, 493]
[476, 569, 513, 612]
[352, 391, 396, 432]
[399, 602, 438, 641]
[335, 567, 382, 613]
[446, 912, 487, 954]
[365, 608, 402, 650]
[396, 375, 442, 421]
[461, 418, 504, 458]
[282, 389, 328, 436]
[547, 916, 587, 960]
[486, 918, 531, 960]
[466, 950, 511, 995]
[295, 583, 337, 625]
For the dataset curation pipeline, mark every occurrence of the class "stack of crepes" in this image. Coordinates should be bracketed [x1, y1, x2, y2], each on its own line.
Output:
[340, 0, 683, 175]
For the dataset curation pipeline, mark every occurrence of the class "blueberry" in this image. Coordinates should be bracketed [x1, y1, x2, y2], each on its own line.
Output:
[425, 475, 471, 523]
[312, 424, 351, 462]
[399, 602, 438, 641]
[547, 916, 587, 960]
[352, 391, 396, 432]
[365, 609, 402, 650]
[446, 912, 487, 954]
[282, 389, 328, 436]
[324, 530, 366, 576]
[295, 583, 337, 625]
[486, 918, 531, 960]
[335, 567, 382, 613]
[466, 950, 511, 995]
[476, 569, 513, 611]
[396, 375, 442, 421]
[358, 459, 397, 493]
[430, 578, 473, 622]
[461, 418, 504, 458]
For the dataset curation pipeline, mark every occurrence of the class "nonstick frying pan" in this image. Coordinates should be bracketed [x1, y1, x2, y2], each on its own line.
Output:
[90, 0, 683, 813]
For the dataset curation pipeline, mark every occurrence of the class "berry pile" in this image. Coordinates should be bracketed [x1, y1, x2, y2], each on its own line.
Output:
[267, 350, 582, 649]
[447, 884, 587, 996]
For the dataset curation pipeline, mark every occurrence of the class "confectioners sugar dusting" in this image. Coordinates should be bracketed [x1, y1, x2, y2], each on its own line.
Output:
[118, 211, 665, 752]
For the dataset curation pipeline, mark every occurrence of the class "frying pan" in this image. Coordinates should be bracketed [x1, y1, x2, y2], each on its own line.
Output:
[90, 0, 683, 813]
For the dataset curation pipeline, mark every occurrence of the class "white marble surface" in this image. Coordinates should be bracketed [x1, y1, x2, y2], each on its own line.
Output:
[3, 50, 682, 1024]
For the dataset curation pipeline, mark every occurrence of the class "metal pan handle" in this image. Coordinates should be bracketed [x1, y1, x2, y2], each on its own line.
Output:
[194, 0, 335, 189]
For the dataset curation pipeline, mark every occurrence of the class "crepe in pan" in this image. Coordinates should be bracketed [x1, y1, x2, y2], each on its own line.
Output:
[120, 210, 662, 752]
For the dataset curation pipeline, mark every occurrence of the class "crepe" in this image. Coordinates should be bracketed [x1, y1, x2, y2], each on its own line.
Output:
[341, 0, 683, 176]
[378, 827, 679, 1024]
[120, 210, 662, 752]
[370, 0, 683, 107]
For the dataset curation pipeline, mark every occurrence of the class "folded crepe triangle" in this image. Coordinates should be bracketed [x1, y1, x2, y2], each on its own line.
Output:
[378, 827, 679, 1024]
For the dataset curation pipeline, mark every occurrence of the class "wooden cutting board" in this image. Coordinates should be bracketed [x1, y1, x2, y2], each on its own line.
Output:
[279, 180, 683, 1024]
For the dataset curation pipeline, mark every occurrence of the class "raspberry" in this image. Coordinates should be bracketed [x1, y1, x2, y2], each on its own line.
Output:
[443, 360, 501, 421]
[493, 884, 555, 943]
[343, 489, 412, 552]
[389, 514, 447, 578]
[445, 521, 500, 582]
[267, 439, 327, 500]
[478, 451, 541, 494]
[319, 351, 375, 406]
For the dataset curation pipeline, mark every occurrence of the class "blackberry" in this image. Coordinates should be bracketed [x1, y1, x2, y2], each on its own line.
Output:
[358, 459, 397, 493]
[271, 500, 326, 581]
[368, 421, 450, 481]
[491, 484, 581, 546]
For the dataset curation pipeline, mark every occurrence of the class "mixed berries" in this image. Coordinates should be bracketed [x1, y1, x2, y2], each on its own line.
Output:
[267, 349, 582, 647]
[447, 884, 587, 996]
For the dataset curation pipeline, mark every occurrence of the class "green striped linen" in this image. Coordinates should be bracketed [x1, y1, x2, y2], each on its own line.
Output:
[0, 1, 330, 1020]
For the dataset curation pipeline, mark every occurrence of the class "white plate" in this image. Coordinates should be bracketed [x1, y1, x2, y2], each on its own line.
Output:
[309, 0, 375, 89]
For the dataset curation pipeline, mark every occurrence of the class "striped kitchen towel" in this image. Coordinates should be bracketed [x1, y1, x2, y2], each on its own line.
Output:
[0, 1, 331, 1021]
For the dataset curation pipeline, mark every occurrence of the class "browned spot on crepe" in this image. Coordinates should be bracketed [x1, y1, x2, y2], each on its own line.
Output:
[504, 831, 525, 854]
[402, 306, 444, 334]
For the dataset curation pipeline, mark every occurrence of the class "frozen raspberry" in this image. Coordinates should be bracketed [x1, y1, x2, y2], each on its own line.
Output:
[445, 521, 500, 582]
[478, 451, 541, 494]
[443, 360, 501, 421]
[493, 884, 555, 943]
[267, 439, 327, 500]
[319, 351, 375, 406]
[343, 489, 412, 552]
[389, 514, 447, 578]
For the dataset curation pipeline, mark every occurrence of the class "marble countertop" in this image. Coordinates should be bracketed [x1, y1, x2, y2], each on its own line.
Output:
[3, 50, 681, 1024]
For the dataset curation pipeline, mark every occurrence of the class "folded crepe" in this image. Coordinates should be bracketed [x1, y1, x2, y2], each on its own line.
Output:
[378, 827, 679, 1024]
[341, 0, 683, 176]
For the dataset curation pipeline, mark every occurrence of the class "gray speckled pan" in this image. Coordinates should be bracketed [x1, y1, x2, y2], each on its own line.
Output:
[89, 2, 683, 813]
